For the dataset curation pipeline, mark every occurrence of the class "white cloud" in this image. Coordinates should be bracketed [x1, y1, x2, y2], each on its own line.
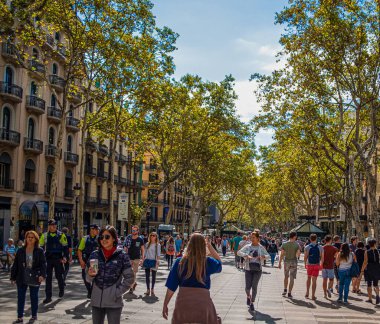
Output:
[234, 80, 260, 122]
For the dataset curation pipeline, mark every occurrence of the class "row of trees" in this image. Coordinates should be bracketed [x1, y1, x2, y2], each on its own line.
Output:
[0, 1, 258, 236]
[251, 0, 380, 240]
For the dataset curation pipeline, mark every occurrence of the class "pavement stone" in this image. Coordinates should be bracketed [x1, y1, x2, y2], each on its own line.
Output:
[0, 252, 379, 323]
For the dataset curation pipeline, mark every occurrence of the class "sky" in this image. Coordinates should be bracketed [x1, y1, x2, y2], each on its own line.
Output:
[152, 0, 289, 147]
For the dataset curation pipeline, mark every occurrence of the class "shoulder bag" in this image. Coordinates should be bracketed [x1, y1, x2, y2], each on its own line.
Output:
[349, 253, 360, 278]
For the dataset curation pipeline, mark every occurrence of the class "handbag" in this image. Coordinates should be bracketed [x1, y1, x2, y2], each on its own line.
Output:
[349, 260, 360, 278]
[23, 267, 40, 287]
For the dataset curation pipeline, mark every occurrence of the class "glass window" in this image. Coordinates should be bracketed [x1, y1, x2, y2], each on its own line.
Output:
[2, 107, 11, 129]
[48, 127, 55, 145]
[67, 135, 72, 152]
[52, 63, 58, 75]
[27, 118, 34, 140]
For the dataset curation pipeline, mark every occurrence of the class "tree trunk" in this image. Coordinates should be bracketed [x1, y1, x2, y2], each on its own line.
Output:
[165, 182, 175, 224]
[78, 107, 88, 239]
[109, 130, 118, 227]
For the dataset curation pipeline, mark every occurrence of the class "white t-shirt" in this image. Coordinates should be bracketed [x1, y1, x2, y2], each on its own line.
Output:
[144, 243, 161, 260]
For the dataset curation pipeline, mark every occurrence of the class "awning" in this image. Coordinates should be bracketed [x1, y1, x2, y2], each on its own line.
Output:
[19, 200, 49, 221]
[286, 221, 326, 237]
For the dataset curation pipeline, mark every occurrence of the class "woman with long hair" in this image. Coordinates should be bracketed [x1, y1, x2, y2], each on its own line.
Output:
[335, 242, 356, 303]
[142, 232, 161, 296]
[166, 236, 176, 269]
[10, 230, 46, 323]
[162, 233, 222, 323]
[238, 231, 269, 313]
[87, 226, 134, 324]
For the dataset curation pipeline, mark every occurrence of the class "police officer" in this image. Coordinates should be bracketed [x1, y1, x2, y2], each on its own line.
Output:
[77, 224, 99, 299]
[39, 219, 68, 303]
[61, 227, 73, 281]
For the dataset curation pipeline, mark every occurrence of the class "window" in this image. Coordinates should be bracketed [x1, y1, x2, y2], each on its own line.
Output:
[97, 185, 101, 199]
[25, 159, 36, 185]
[27, 118, 35, 140]
[52, 63, 58, 75]
[32, 48, 39, 60]
[5, 66, 13, 85]
[51, 94, 56, 107]
[0, 153, 11, 187]
[54, 32, 60, 42]
[65, 170, 73, 192]
[67, 135, 72, 152]
[2, 107, 11, 130]
[68, 105, 73, 117]
[30, 81, 38, 96]
[48, 127, 55, 145]
[46, 165, 54, 193]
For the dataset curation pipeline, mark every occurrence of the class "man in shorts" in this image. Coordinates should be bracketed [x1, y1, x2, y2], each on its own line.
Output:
[332, 235, 342, 292]
[304, 233, 324, 300]
[278, 231, 300, 298]
[322, 235, 338, 298]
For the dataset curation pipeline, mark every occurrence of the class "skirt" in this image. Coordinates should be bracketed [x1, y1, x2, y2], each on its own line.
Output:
[172, 287, 221, 324]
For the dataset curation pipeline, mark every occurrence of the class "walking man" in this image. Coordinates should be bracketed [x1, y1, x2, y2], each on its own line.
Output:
[4, 238, 16, 271]
[322, 235, 338, 298]
[124, 225, 145, 293]
[278, 231, 300, 298]
[232, 233, 243, 268]
[39, 219, 68, 303]
[304, 233, 324, 300]
[77, 224, 99, 299]
[221, 235, 229, 256]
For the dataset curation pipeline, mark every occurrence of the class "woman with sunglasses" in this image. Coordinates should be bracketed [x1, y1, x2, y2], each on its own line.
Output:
[10, 230, 46, 323]
[142, 232, 161, 296]
[87, 226, 134, 324]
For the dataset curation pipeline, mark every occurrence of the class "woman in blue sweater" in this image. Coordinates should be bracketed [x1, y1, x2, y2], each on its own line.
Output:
[162, 233, 222, 323]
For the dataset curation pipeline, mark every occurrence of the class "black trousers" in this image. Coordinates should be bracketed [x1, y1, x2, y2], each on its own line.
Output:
[245, 270, 262, 302]
[145, 268, 157, 290]
[82, 268, 92, 294]
[63, 262, 70, 281]
[45, 258, 65, 299]
[222, 246, 227, 256]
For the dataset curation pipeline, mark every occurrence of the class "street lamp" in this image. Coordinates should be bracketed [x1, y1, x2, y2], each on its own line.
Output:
[73, 183, 81, 239]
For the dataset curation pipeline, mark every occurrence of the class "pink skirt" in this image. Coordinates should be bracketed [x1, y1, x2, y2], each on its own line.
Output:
[172, 287, 221, 324]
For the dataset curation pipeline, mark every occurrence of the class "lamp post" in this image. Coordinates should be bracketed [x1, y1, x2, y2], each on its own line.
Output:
[73, 183, 81, 239]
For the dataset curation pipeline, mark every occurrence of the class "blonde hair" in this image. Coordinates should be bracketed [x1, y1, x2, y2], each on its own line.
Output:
[25, 231, 40, 249]
[179, 233, 206, 285]
[147, 232, 158, 249]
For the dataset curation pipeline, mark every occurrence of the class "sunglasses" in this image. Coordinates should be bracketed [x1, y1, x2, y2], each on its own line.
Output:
[99, 234, 111, 240]
[132, 230, 138, 232]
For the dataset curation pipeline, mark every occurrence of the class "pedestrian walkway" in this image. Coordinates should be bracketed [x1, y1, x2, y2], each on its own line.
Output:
[0, 253, 379, 323]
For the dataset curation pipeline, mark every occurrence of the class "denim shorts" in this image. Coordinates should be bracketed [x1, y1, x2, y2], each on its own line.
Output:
[321, 268, 335, 279]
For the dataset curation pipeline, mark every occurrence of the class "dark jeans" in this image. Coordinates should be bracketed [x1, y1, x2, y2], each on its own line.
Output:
[46, 258, 65, 299]
[222, 246, 227, 256]
[17, 284, 40, 318]
[269, 253, 276, 267]
[92, 306, 122, 324]
[82, 268, 92, 295]
[145, 268, 157, 290]
[245, 270, 262, 302]
[338, 269, 352, 302]
[167, 255, 174, 268]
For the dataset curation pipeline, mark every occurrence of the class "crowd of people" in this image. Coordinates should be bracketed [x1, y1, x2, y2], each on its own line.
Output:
[4, 221, 380, 324]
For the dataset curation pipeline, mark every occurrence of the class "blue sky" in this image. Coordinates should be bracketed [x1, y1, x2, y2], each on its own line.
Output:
[152, 0, 289, 147]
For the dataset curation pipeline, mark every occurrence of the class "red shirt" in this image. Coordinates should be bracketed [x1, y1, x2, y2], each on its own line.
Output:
[323, 245, 338, 269]
[102, 246, 116, 260]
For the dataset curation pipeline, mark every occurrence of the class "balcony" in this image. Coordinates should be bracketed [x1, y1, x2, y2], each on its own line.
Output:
[56, 45, 66, 61]
[98, 144, 109, 156]
[64, 152, 79, 165]
[0, 128, 20, 147]
[118, 153, 128, 164]
[1, 42, 19, 64]
[97, 170, 108, 180]
[68, 92, 82, 104]
[0, 179, 14, 190]
[45, 34, 55, 48]
[23, 182, 37, 193]
[85, 139, 97, 152]
[85, 166, 97, 177]
[28, 59, 46, 78]
[64, 188, 74, 198]
[85, 196, 97, 206]
[66, 116, 80, 132]
[47, 107, 62, 123]
[45, 145, 57, 159]
[26, 95, 45, 115]
[97, 198, 109, 206]
[24, 138, 43, 154]
[0, 81, 23, 103]
[145, 164, 157, 171]
[49, 74, 66, 92]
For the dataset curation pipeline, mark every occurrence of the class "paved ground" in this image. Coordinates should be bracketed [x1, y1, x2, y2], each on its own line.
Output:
[0, 252, 380, 323]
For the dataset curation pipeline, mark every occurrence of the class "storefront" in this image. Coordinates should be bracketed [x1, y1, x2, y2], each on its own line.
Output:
[0, 196, 12, 249]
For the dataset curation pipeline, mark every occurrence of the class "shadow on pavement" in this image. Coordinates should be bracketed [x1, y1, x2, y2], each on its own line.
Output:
[285, 298, 316, 309]
[141, 295, 159, 304]
[314, 299, 340, 309]
[254, 310, 283, 323]
[65, 300, 92, 319]
[344, 302, 377, 314]
[38, 299, 62, 313]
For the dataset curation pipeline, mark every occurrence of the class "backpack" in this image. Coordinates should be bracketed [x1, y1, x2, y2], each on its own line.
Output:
[308, 244, 320, 264]
[268, 243, 277, 253]
[167, 244, 175, 253]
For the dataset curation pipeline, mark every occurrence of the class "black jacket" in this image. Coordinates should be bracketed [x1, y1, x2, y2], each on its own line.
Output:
[10, 247, 47, 285]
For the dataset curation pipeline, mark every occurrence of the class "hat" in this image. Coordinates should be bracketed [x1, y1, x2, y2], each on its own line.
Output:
[89, 224, 99, 229]
[48, 219, 57, 225]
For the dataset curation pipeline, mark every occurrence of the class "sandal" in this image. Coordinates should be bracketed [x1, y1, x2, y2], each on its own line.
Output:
[144, 290, 150, 296]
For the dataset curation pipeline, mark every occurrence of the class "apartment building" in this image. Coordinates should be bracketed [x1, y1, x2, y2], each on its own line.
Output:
[140, 153, 195, 234]
[0, 34, 81, 248]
